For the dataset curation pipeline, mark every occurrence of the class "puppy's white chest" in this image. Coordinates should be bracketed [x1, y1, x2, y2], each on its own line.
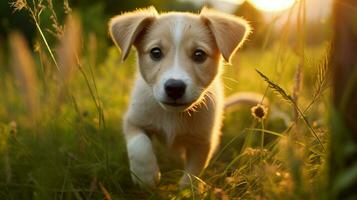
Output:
[153, 112, 189, 146]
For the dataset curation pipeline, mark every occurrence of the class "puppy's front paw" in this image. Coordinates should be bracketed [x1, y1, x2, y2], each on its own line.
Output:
[179, 174, 205, 193]
[130, 157, 160, 188]
[127, 134, 161, 188]
[179, 174, 190, 187]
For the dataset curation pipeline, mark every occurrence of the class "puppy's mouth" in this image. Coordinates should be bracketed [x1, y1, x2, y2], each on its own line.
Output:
[159, 100, 195, 111]
[162, 101, 192, 107]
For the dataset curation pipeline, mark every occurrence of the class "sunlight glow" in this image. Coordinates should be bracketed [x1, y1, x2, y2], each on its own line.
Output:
[219, 0, 245, 4]
[249, 0, 296, 12]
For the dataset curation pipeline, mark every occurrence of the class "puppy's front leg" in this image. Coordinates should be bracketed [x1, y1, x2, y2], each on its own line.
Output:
[180, 141, 211, 187]
[124, 121, 160, 188]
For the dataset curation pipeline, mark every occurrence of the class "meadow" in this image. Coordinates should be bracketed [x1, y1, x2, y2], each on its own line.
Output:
[0, 0, 352, 199]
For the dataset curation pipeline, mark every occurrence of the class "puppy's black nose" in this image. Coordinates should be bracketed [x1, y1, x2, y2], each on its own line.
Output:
[164, 79, 186, 100]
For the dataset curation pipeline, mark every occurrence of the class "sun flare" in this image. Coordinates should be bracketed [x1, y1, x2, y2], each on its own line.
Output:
[249, 0, 296, 12]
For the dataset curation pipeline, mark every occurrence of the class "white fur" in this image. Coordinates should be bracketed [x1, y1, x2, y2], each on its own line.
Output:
[126, 133, 160, 187]
[109, 7, 250, 189]
[123, 14, 223, 187]
[173, 16, 184, 46]
[155, 16, 194, 105]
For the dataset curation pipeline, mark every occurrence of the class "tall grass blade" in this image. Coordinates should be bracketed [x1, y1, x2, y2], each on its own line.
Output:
[255, 69, 326, 152]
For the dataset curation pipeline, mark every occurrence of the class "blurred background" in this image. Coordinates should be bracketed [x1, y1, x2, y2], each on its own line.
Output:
[2, 0, 356, 199]
[0, 0, 333, 62]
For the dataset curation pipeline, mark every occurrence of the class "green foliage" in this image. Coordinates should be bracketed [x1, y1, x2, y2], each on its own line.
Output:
[329, 108, 357, 199]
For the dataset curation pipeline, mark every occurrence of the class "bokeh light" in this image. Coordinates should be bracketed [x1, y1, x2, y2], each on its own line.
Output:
[249, 0, 296, 12]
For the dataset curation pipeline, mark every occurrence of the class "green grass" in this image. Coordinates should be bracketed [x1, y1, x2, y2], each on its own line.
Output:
[0, 1, 334, 199]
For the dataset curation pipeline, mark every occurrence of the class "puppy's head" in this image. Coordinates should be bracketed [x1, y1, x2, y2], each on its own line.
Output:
[109, 7, 250, 111]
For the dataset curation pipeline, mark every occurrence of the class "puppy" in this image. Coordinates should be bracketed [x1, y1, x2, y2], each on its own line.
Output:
[109, 7, 251, 188]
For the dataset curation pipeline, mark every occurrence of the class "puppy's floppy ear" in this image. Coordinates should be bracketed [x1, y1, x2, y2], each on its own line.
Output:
[200, 7, 251, 62]
[109, 7, 158, 61]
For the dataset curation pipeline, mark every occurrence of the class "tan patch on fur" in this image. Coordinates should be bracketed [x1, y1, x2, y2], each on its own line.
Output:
[135, 13, 220, 90]
[200, 7, 251, 63]
[109, 7, 158, 60]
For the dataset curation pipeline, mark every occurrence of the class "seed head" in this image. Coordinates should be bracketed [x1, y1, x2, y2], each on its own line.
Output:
[10, 0, 28, 12]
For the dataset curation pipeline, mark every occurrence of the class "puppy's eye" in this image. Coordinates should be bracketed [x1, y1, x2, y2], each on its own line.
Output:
[192, 49, 207, 63]
[150, 47, 163, 61]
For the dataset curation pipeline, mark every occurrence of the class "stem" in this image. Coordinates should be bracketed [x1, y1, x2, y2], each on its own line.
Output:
[34, 20, 61, 73]
[294, 102, 326, 152]
[77, 57, 105, 129]
[261, 120, 265, 149]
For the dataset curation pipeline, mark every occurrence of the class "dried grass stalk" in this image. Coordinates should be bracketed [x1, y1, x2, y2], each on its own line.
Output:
[98, 182, 113, 200]
[56, 15, 82, 101]
[9, 32, 40, 119]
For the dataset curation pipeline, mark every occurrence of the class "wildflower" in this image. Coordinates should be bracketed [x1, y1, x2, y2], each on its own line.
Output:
[251, 104, 268, 121]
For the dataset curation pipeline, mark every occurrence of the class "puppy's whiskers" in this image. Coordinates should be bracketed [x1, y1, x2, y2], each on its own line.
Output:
[205, 89, 217, 107]
[201, 97, 209, 111]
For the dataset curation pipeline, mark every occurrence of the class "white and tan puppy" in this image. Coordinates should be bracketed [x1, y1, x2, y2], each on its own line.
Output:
[109, 7, 250, 188]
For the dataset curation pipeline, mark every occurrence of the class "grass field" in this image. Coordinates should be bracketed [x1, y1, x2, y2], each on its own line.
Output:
[0, 1, 335, 199]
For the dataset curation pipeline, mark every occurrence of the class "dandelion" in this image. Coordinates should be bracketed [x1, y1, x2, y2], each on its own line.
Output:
[251, 104, 268, 121]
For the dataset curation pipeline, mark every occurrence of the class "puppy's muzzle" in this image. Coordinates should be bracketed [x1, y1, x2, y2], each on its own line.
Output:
[164, 79, 186, 100]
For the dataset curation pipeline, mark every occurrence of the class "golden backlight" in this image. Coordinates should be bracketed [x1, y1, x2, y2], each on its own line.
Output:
[249, 0, 296, 12]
